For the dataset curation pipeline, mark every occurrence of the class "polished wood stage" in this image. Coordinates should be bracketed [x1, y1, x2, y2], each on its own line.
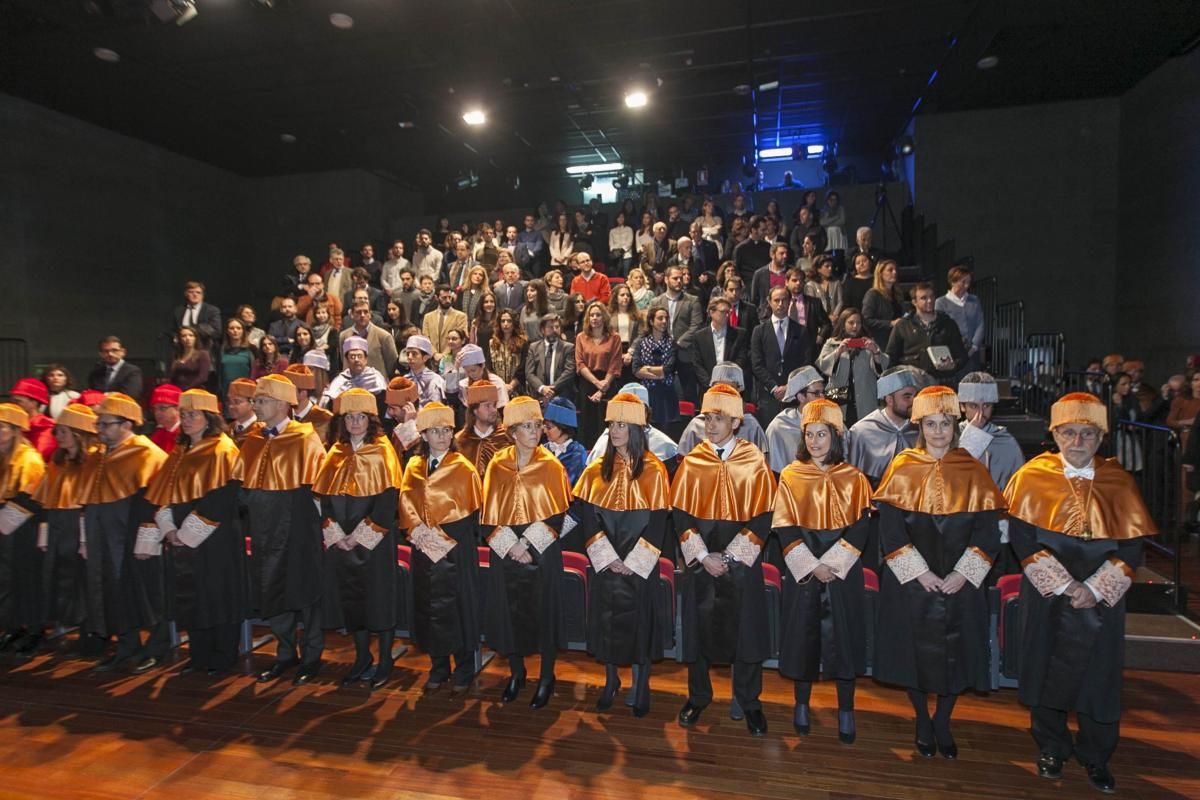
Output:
[1, 637, 1198, 800]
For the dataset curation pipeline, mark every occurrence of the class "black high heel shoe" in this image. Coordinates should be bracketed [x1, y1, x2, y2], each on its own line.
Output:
[530, 677, 555, 709]
[501, 675, 526, 703]
[837, 710, 856, 745]
[596, 665, 621, 712]
[341, 657, 375, 688]
[368, 660, 393, 690]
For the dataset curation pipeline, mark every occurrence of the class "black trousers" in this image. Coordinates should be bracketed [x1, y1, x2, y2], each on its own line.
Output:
[269, 604, 324, 666]
[115, 619, 170, 660]
[688, 656, 763, 712]
[187, 623, 241, 671]
[431, 649, 475, 682]
[1031, 705, 1120, 766]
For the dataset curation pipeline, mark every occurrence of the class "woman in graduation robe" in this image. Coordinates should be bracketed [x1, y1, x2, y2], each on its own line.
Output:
[873, 385, 1006, 759]
[142, 389, 245, 675]
[481, 395, 573, 709]
[671, 383, 777, 736]
[771, 399, 873, 743]
[401, 401, 483, 694]
[1004, 393, 1156, 793]
[34, 404, 99, 643]
[313, 388, 403, 689]
[574, 392, 670, 717]
[0, 404, 48, 653]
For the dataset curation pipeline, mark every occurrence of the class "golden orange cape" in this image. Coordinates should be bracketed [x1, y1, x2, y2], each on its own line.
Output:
[32, 448, 103, 510]
[400, 451, 483, 528]
[298, 405, 334, 438]
[873, 447, 1007, 515]
[573, 451, 670, 512]
[455, 423, 509, 475]
[1, 439, 46, 501]
[79, 435, 167, 505]
[312, 436, 402, 497]
[772, 460, 873, 531]
[479, 445, 572, 526]
[1003, 451, 1156, 540]
[145, 434, 240, 506]
[232, 420, 265, 448]
[232, 421, 325, 490]
[670, 439, 776, 521]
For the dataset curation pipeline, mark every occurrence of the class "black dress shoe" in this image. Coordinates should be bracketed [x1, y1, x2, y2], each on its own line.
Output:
[500, 675, 525, 703]
[341, 659, 375, 688]
[677, 701, 705, 728]
[292, 664, 320, 686]
[792, 703, 810, 735]
[914, 738, 937, 758]
[92, 654, 127, 674]
[0, 631, 19, 652]
[632, 700, 651, 718]
[369, 661, 393, 690]
[179, 661, 198, 675]
[596, 678, 622, 712]
[132, 656, 160, 674]
[1037, 752, 1064, 779]
[838, 710, 856, 745]
[257, 660, 298, 683]
[938, 739, 958, 760]
[530, 678, 555, 709]
[1084, 763, 1116, 794]
[745, 708, 768, 737]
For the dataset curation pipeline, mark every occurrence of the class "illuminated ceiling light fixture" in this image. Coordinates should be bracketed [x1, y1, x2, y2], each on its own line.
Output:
[93, 47, 120, 62]
[806, 144, 826, 156]
[976, 55, 1000, 70]
[329, 12, 354, 29]
[280, 133, 297, 143]
[624, 90, 648, 109]
[758, 146, 794, 160]
[149, 0, 197, 26]
[758, 80, 779, 91]
[462, 109, 486, 126]
[565, 162, 624, 175]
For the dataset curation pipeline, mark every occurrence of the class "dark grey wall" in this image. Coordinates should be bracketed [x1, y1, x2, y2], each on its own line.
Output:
[1116, 47, 1200, 381]
[913, 98, 1122, 372]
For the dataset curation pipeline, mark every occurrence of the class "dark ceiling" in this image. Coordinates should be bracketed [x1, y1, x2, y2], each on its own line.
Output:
[2, 0, 1198, 195]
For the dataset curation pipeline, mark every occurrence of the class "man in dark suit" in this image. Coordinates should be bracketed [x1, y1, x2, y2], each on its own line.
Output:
[340, 267, 387, 318]
[722, 275, 758, 339]
[170, 281, 222, 347]
[693, 295, 748, 393]
[87, 335, 144, 399]
[749, 242, 791, 311]
[648, 265, 704, 403]
[750, 285, 817, 425]
[493, 261, 527, 312]
[526, 314, 576, 403]
[783, 267, 832, 358]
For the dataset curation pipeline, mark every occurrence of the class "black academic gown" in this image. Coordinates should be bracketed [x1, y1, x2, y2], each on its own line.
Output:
[0, 491, 44, 630]
[775, 518, 870, 682]
[411, 512, 480, 659]
[1009, 521, 1142, 722]
[484, 511, 567, 657]
[160, 483, 247, 631]
[580, 504, 666, 665]
[84, 490, 165, 639]
[42, 508, 86, 626]
[321, 491, 399, 633]
[874, 504, 1002, 695]
[241, 487, 322, 619]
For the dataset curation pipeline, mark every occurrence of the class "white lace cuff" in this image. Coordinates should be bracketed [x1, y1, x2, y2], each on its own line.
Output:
[818, 539, 862, 580]
[37, 521, 48, 549]
[958, 423, 994, 461]
[953, 546, 994, 589]
[322, 518, 348, 550]
[561, 513, 578, 537]
[623, 537, 660, 580]
[885, 544, 930, 584]
[522, 520, 558, 554]
[78, 516, 86, 545]
[1085, 557, 1134, 607]
[0, 502, 32, 536]
[134, 523, 164, 557]
[725, 530, 764, 568]
[1021, 550, 1074, 597]
[351, 518, 388, 551]
[410, 523, 456, 563]
[679, 528, 709, 566]
[784, 541, 820, 582]
[154, 505, 177, 536]
[586, 532, 620, 572]
[488, 525, 519, 559]
[395, 419, 420, 449]
[176, 512, 218, 549]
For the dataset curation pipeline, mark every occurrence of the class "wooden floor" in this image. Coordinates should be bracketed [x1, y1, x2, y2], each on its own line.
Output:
[1, 636, 1198, 800]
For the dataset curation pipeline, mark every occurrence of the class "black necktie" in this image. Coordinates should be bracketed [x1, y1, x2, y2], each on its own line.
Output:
[429, 458, 438, 473]
[265, 427, 278, 438]
[716, 447, 725, 459]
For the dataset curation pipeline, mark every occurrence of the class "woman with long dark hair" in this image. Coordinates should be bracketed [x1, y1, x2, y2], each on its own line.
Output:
[489, 308, 527, 397]
[41, 364, 80, 420]
[562, 292, 587, 342]
[218, 318, 255, 396]
[143, 389, 244, 675]
[817, 308, 888, 427]
[401, 402, 484, 693]
[470, 291, 498, 347]
[575, 301, 623, 445]
[314, 389, 403, 689]
[521, 280, 550, 342]
[862, 259, 907, 350]
[251, 335, 288, 379]
[873, 386, 1006, 759]
[549, 213, 574, 269]
[772, 399, 873, 743]
[608, 284, 644, 385]
[168, 325, 213, 390]
[632, 306, 679, 429]
[288, 323, 314, 365]
[573, 393, 670, 716]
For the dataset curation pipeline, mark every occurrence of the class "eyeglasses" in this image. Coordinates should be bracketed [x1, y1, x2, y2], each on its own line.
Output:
[96, 420, 124, 428]
[1056, 428, 1101, 443]
[803, 388, 826, 397]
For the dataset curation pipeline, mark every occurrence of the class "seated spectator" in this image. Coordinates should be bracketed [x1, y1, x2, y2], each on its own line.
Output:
[218, 317, 254, 395]
[804, 255, 843, 318]
[148, 383, 182, 453]
[631, 306, 679, 430]
[817, 308, 889, 427]
[86, 335, 144, 398]
[569, 252, 611, 304]
[321, 337, 389, 409]
[1167, 371, 1200, 431]
[40, 364, 79, 419]
[267, 297, 302, 358]
[884, 281, 967, 382]
[488, 308, 527, 398]
[168, 325, 212, 391]
[861, 259, 906, 350]
[251, 335, 288, 379]
[236, 305, 266, 347]
[935, 264, 985, 373]
[8, 378, 55, 459]
[170, 280, 221, 348]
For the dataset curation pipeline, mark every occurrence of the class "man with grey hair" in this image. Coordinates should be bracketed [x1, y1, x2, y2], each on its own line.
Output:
[763, 366, 826, 474]
[846, 365, 925, 486]
[846, 226, 881, 269]
[957, 372, 1025, 490]
[678, 362, 767, 456]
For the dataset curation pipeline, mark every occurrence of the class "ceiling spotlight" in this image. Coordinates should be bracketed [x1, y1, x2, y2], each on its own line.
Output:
[397, 121, 415, 129]
[280, 133, 297, 143]
[149, 0, 197, 26]
[565, 162, 624, 175]
[462, 109, 486, 126]
[758, 146, 793, 161]
[93, 47, 120, 63]
[896, 135, 915, 156]
[806, 144, 826, 156]
[329, 12, 354, 29]
[976, 55, 1000, 70]
[758, 80, 779, 92]
[624, 90, 648, 109]
[579, 174, 595, 190]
